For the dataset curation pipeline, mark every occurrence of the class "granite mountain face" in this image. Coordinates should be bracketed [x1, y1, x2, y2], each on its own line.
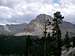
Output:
[15, 14, 75, 37]
[0, 14, 75, 37]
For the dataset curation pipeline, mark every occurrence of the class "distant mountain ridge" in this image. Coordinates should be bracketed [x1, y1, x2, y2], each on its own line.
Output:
[0, 14, 75, 37]
[0, 23, 27, 35]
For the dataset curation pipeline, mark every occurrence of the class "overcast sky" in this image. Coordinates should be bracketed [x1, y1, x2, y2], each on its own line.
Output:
[0, 0, 75, 25]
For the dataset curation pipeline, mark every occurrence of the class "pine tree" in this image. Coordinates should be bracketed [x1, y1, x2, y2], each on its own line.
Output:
[64, 32, 71, 51]
[42, 16, 51, 56]
[52, 11, 64, 56]
[72, 36, 75, 47]
[26, 36, 32, 56]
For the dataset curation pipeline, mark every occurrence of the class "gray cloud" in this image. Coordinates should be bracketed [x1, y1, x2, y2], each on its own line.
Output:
[0, 0, 75, 25]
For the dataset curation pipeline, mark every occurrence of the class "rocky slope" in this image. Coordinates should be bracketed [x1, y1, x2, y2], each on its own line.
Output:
[15, 14, 75, 37]
[0, 14, 75, 37]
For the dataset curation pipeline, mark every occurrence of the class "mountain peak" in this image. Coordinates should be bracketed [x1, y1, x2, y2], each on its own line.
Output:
[30, 14, 53, 24]
[0, 14, 75, 37]
[36, 14, 52, 20]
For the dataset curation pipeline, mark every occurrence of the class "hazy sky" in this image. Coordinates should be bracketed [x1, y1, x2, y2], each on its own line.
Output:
[0, 0, 75, 25]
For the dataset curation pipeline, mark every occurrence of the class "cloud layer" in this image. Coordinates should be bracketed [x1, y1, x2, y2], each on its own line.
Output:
[0, 0, 75, 25]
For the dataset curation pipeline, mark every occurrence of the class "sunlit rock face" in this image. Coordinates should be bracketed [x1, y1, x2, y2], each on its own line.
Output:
[28, 14, 53, 36]
[15, 14, 53, 37]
